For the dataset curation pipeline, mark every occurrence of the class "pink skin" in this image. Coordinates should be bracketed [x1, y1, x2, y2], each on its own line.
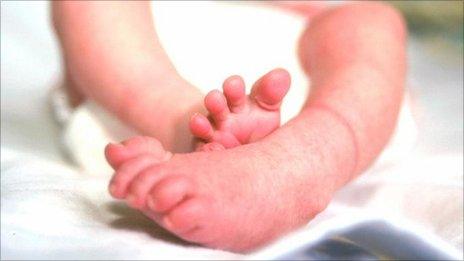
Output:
[53, 0, 405, 253]
[105, 135, 333, 251]
[52, 2, 205, 152]
[190, 68, 290, 150]
[106, 2, 406, 252]
[51, 2, 323, 153]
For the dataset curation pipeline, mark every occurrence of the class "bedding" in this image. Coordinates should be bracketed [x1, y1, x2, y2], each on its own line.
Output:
[1, 1, 462, 259]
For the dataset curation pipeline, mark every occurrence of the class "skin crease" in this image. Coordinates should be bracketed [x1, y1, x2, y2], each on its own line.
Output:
[54, 1, 406, 253]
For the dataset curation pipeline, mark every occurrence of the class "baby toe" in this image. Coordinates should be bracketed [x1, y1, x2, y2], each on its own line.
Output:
[126, 164, 167, 209]
[163, 197, 210, 235]
[205, 90, 229, 122]
[106, 136, 170, 169]
[122, 136, 170, 160]
[147, 176, 193, 213]
[109, 154, 158, 199]
[212, 131, 241, 149]
[105, 143, 130, 169]
[251, 68, 291, 110]
[223, 75, 246, 112]
[189, 113, 214, 141]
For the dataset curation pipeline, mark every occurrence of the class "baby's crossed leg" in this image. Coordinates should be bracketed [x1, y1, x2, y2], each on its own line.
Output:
[107, 68, 291, 200]
[105, 2, 406, 252]
[105, 69, 291, 250]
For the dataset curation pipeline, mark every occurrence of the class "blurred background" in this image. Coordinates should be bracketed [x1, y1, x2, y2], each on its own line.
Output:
[1, 1, 463, 259]
[389, 0, 463, 155]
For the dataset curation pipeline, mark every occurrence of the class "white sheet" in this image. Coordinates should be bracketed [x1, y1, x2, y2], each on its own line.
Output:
[1, 1, 462, 259]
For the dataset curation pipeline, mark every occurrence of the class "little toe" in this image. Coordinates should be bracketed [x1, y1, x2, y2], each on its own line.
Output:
[212, 131, 241, 149]
[189, 113, 214, 141]
[147, 176, 193, 213]
[126, 164, 167, 209]
[105, 143, 131, 169]
[204, 90, 229, 122]
[222, 75, 246, 112]
[163, 197, 210, 235]
[105, 136, 170, 169]
[109, 154, 158, 199]
[251, 68, 291, 110]
[121, 136, 170, 160]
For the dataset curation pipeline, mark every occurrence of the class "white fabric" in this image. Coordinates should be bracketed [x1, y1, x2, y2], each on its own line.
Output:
[1, 1, 462, 259]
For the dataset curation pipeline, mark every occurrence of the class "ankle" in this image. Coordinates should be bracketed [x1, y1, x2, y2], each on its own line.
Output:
[120, 77, 204, 152]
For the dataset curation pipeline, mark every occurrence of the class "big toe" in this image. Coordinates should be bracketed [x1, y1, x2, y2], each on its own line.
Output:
[251, 68, 291, 110]
[147, 176, 193, 213]
[163, 197, 210, 235]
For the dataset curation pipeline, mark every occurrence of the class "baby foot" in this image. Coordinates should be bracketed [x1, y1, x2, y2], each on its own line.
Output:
[189, 68, 290, 149]
[105, 136, 172, 199]
[106, 135, 332, 252]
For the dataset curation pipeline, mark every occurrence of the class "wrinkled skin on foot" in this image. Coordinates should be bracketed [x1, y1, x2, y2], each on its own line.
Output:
[105, 136, 331, 252]
[105, 69, 298, 252]
[190, 68, 291, 151]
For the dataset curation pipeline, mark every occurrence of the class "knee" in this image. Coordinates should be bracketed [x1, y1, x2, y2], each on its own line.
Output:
[298, 2, 406, 74]
[316, 2, 406, 41]
[343, 2, 406, 38]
